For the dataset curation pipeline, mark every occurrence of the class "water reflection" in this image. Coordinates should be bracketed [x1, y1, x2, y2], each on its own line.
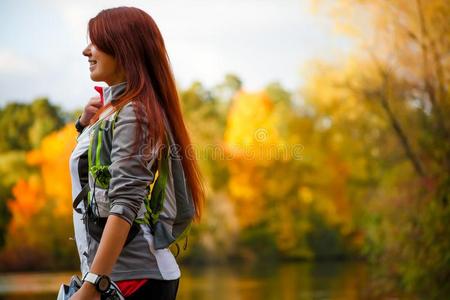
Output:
[178, 261, 368, 300]
[0, 262, 387, 300]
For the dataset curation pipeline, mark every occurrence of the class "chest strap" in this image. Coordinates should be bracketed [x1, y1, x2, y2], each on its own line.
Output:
[73, 184, 90, 214]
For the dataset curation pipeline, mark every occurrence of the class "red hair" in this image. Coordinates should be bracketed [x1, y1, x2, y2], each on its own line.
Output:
[87, 6, 204, 220]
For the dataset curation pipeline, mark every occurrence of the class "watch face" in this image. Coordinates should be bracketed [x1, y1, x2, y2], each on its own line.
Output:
[97, 276, 110, 292]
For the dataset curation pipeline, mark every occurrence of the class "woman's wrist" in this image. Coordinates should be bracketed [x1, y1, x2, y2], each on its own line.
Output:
[81, 281, 101, 297]
[75, 115, 87, 133]
[79, 114, 89, 127]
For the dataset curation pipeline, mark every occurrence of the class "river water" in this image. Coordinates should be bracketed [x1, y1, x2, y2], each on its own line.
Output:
[0, 261, 407, 300]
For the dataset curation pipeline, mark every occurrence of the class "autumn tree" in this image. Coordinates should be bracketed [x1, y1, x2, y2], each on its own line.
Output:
[0, 125, 78, 271]
[0, 98, 64, 248]
[309, 0, 450, 297]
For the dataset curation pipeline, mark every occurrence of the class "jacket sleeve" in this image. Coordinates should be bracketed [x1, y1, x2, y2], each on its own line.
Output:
[107, 102, 156, 225]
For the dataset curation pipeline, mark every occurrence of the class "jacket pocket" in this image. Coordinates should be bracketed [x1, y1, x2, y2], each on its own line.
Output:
[91, 187, 110, 218]
[136, 201, 147, 220]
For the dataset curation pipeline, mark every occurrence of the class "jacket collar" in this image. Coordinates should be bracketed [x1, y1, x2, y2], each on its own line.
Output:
[94, 82, 127, 105]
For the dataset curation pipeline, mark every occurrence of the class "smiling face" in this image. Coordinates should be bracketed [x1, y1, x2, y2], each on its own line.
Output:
[82, 42, 126, 86]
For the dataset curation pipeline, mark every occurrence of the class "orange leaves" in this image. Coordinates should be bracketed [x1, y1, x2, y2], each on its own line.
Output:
[6, 124, 77, 235]
[7, 176, 45, 233]
[26, 125, 77, 216]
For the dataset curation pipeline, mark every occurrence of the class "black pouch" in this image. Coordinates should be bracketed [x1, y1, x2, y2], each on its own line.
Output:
[84, 206, 141, 246]
[74, 183, 141, 247]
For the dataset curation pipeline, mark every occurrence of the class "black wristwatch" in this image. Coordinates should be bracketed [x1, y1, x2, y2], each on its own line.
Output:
[83, 272, 111, 293]
[75, 116, 86, 133]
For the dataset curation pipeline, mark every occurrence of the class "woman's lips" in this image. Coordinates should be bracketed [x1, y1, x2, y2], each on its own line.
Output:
[89, 60, 97, 71]
[89, 64, 96, 71]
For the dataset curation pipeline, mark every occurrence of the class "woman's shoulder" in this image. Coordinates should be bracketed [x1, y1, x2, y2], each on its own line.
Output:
[116, 101, 135, 117]
[114, 101, 143, 125]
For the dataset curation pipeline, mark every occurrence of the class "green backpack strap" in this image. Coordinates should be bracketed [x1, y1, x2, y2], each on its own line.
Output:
[111, 107, 122, 136]
[148, 134, 170, 227]
[87, 109, 122, 206]
[135, 133, 171, 229]
[87, 108, 176, 246]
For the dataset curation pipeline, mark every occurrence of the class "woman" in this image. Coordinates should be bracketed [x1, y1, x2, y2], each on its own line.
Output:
[68, 6, 204, 300]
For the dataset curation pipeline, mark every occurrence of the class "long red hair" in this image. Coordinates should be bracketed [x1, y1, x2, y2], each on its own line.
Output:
[87, 6, 204, 220]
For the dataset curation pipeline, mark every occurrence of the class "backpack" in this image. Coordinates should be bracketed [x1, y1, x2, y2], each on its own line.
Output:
[73, 106, 195, 256]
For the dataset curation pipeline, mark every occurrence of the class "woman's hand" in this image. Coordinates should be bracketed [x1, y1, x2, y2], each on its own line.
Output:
[79, 96, 103, 127]
[70, 282, 101, 300]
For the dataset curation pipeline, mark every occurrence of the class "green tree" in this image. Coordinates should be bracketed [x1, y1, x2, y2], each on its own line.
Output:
[0, 98, 64, 151]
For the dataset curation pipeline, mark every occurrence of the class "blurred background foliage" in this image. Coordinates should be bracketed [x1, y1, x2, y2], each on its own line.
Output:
[0, 0, 448, 298]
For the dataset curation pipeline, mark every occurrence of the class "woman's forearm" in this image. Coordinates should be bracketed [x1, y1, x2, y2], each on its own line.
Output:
[90, 214, 131, 275]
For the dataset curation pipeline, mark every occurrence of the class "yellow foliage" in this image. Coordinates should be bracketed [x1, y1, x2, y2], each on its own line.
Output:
[224, 91, 283, 228]
[224, 90, 280, 156]
[299, 186, 313, 204]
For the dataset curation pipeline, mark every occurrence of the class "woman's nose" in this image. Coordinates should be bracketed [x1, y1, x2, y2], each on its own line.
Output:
[82, 44, 91, 57]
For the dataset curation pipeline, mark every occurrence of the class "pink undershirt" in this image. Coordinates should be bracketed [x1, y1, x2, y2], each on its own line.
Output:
[116, 279, 149, 297]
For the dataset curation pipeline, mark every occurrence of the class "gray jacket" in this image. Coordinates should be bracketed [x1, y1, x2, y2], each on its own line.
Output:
[69, 82, 193, 281]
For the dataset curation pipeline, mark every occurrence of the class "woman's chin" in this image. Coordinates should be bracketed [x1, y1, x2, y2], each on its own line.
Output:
[89, 72, 102, 82]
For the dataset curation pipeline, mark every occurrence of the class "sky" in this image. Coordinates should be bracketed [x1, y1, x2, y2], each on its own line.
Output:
[0, 0, 351, 110]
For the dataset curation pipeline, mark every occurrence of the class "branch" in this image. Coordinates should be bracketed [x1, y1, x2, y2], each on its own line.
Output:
[350, 52, 427, 177]
[416, 0, 450, 138]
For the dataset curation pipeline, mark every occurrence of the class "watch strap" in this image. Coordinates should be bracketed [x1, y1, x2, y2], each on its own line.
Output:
[83, 272, 99, 285]
[83, 272, 111, 293]
[75, 116, 86, 133]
